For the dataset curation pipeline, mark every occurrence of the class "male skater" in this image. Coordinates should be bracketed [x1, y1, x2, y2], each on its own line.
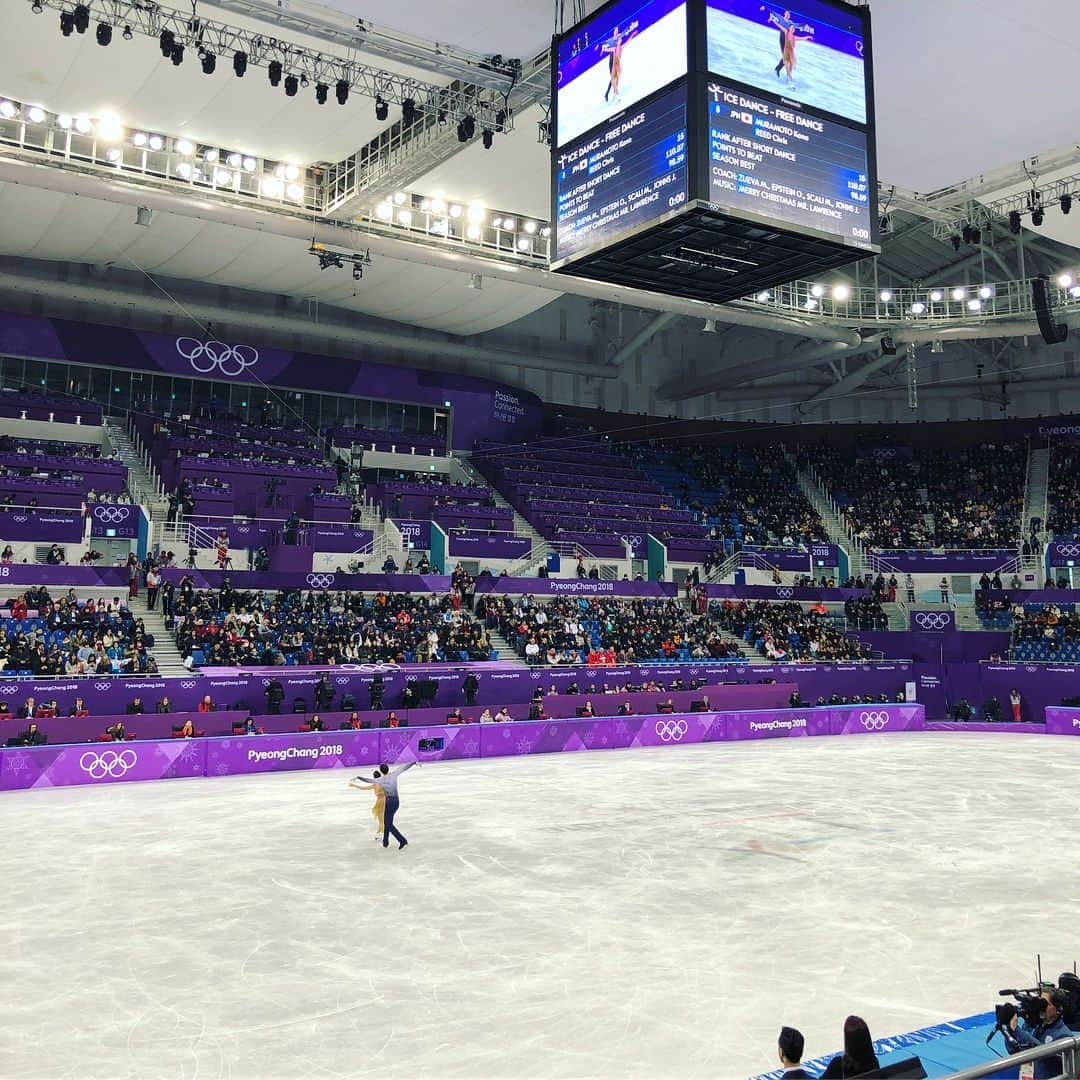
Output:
[356, 762, 418, 849]
[763, 6, 812, 79]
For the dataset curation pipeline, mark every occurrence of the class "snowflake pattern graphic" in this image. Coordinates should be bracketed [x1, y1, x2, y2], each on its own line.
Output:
[516, 738, 532, 753]
[463, 739, 479, 755]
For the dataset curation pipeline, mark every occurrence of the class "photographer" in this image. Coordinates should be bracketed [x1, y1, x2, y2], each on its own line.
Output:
[1006, 989, 1072, 1078]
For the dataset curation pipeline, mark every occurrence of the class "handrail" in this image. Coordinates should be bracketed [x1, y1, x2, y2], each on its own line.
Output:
[943, 1034, 1080, 1079]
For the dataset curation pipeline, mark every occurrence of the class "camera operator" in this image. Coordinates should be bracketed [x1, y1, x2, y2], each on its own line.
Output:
[1006, 989, 1072, 1078]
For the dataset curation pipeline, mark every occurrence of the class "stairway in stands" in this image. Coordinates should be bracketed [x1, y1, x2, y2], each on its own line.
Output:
[790, 453, 874, 579]
[713, 627, 773, 666]
[1020, 443, 1050, 576]
[485, 624, 527, 666]
[104, 418, 170, 526]
[135, 597, 187, 675]
[453, 454, 546, 549]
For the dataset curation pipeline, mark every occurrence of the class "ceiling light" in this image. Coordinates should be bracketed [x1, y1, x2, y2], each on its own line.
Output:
[910, 302, 926, 315]
[148, 134, 164, 151]
[96, 114, 124, 142]
[72, 4, 89, 33]
[879, 289, 893, 302]
[466, 201, 486, 225]
[213, 168, 231, 185]
[375, 96, 388, 121]
[482, 129, 494, 149]
[203, 148, 218, 162]
[122, 24, 132, 40]
[392, 191, 406, 205]
[200, 50, 216, 75]
[59, 10, 73, 34]
[286, 183, 304, 201]
[284, 165, 300, 182]
[832, 283, 851, 301]
[56, 114, 72, 129]
[375, 201, 392, 220]
[105, 147, 122, 162]
[756, 290, 771, 302]
[929, 289, 944, 302]
[133, 131, 148, 146]
[516, 237, 530, 251]
[176, 162, 192, 178]
[175, 139, 193, 155]
[26, 105, 45, 123]
[809, 283, 825, 298]
[978, 285, 993, 299]
[284, 75, 299, 97]
[1032, 206, 1044, 227]
[0, 100, 16, 119]
[242, 156, 255, 172]
[524, 221, 537, 235]
[967, 298, 982, 312]
[233, 51, 247, 77]
[466, 224, 482, 241]
[402, 98, 416, 124]
[315, 82, 328, 105]
[96, 22, 112, 46]
[73, 115, 91, 134]
[397, 210, 413, 226]
[1061, 193, 1073, 215]
[335, 79, 349, 105]
[1058, 273, 1074, 289]
[951, 287, 966, 300]
[1009, 210, 1022, 234]
[268, 60, 282, 86]
[170, 42, 184, 66]
[260, 177, 283, 197]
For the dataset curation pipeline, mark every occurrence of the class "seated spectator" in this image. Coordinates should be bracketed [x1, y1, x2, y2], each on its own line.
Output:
[384, 711, 401, 728]
[16, 722, 47, 747]
[494, 706, 512, 723]
[105, 720, 127, 741]
[657, 698, 675, 714]
[820, 1016, 879, 1079]
[17, 697, 35, 720]
[309, 714, 324, 732]
[244, 716, 258, 735]
[479, 707, 494, 723]
[178, 718, 194, 738]
[580, 700, 595, 718]
[126, 697, 145, 715]
[197, 695, 213, 713]
[68, 697, 89, 717]
[347, 712, 362, 730]
[618, 701, 634, 716]
[777, 1026, 810, 1078]
[447, 707, 465, 724]
[156, 696, 172, 714]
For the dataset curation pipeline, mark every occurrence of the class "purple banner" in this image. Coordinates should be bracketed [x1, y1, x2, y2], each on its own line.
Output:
[1044, 708, 1080, 736]
[1048, 542, 1080, 567]
[870, 552, 1015, 572]
[307, 526, 374, 554]
[447, 534, 532, 560]
[0, 565, 128, 587]
[0, 510, 84, 542]
[397, 520, 432, 548]
[89, 503, 140, 539]
[160, 569, 452, 592]
[1, 738, 205, 790]
[472, 578, 679, 598]
[705, 584, 869, 601]
[204, 730, 380, 776]
[908, 610, 955, 633]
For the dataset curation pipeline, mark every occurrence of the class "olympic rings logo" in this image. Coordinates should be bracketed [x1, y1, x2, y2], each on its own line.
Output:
[1056, 544, 1080, 558]
[859, 711, 889, 731]
[180, 681, 196, 689]
[93, 505, 130, 524]
[305, 574, 336, 589]
[12, 515, 27, 523]
[530, 669, 542, 679]
[620, 534, 642, 550]
[655, 719, 688, 742]
[914, 612, 951, 630]
[871, 448, 896, 459]
[0, 684, 18, 695]
[776, 588, 793, 599]
[1025, 666, 1038, 673]
[335, 676, 350, 686]
[79, 748, 137, 779]
[93, 681, 113, 691]
[176, 337, 259, 377]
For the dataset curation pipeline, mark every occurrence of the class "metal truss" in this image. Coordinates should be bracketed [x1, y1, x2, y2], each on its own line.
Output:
[43, 0, 508, 129]
[931, 175, 1080, 240]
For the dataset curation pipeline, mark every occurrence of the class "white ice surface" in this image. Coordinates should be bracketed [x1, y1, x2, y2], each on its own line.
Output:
[1, 734, 1078, 1080]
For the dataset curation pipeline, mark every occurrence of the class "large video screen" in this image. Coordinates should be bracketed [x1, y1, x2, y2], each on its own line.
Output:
[706, 0, 867, 126]
[556, 0, 688, 148]
[554, 82, 688, 262]
[706, 80, 873, 247]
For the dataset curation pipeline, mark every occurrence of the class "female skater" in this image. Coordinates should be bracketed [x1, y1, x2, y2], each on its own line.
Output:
[349, 774, 386, 840]
[782, 23, 812, 88]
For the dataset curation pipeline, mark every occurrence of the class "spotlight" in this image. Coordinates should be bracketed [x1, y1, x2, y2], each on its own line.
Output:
[809, 283, 825, 298]
[73, 115, 91, 133]
[495, 108, 507, 132]
[466, 201, 486, 225]
[72, 4, 89, 33]
[268, 59, 282, 86]
[96, 114, 124, 142]
[375, 95, 388, 121]
[967, 298, 982, 312]
[133, 131, 147, 146]
[299, 74, 309, 88]
[56, 114, 72, 128]
[0, 100, 16, 119]
[456, 120, 468, 143]
[260, 177, 283, 197]
[950, 234, 961, 252]
[203, 148, 218, 162]
[879, 289, 893, 302]
[242, 156, 255, 172]
[26, 105, 45, 123]
[148, 134, 164, 151]
[979, 285, 993, 299]
[755, 290, 771, 302]
[1058, 273, 1074, 289]
[315, 82, 328, 105]
[59, 11, 74, 35]
[226, 152, 241, 168]
[910, 302, 926, 315]
[832, 283, 851, 301]
[392, 191, 406, 205]
[961, 224, 975, 245]
[1009, 209, 1022, 234]
[175, 138, 193, 155]
[96, 22, 112, 45]
[284, 74, 298, 97]
[463, 115, 475, 139]
[335, 79, 349, 105]
[200, 50, 216, 74]
[375, 201, 392, 220]
[159, 29, 174, 56]
[1072, 286, 1080, 300]
[437, 109, 447, 126]
[31, 0, 44, 11]
[122, 24, 132, 39]
[171, 42, 184, 66]
[952, 287, 966, 300]
[105, 147, 121, 162]
[232, 50, 247, 77]
[284, 165, 299, 181]
[466, 224, 481, 241]
[286, 183, 303, 201]
[929, 289, 943, 302]
[482, 129, 493, 149]
[1032, 206, 1044, 227]
[1061, 193, 1073, 216]
[402, 98, 416, 124]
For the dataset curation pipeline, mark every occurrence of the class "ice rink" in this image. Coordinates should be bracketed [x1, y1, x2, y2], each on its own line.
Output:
[2, 733, 1078, 1080]
[707, 9, 866, 125]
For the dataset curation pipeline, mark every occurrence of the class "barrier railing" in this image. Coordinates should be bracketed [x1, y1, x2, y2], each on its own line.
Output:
[943, 1035, 1080, 1079]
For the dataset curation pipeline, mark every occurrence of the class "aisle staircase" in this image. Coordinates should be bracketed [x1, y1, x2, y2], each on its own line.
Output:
[792, 455, 873, 579]
[485, 625, 526, 666]
[136, 597, 187, 675]
[1020, 443, 1050, 577]
[454, 454, 547, 550]
[104, 418, 169, 525]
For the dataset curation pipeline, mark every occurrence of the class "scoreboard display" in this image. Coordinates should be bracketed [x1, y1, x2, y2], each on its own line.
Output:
[705, 80, 873, 249]
[555, 84, 688, 262]
[551, 0, 879, 293]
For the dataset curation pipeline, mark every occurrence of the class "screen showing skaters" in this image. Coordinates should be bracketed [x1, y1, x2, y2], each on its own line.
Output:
[706, 0, 868, 125]
[353, 762, 419, 850]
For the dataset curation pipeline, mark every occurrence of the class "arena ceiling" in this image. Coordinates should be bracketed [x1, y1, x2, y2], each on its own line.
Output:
[0, 0, 1077, 349]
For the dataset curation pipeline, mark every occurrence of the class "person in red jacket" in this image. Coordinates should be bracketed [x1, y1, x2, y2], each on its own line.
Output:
[197, 695, 213, 713]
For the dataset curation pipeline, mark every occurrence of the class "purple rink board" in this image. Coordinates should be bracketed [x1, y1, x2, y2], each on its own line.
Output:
[926, 721, 1046, 734]
[473, 578, 679, 598]
[1, 738, 205, 791]
[1044, 708, 1080, 736]
[0, 703, 927, 790]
